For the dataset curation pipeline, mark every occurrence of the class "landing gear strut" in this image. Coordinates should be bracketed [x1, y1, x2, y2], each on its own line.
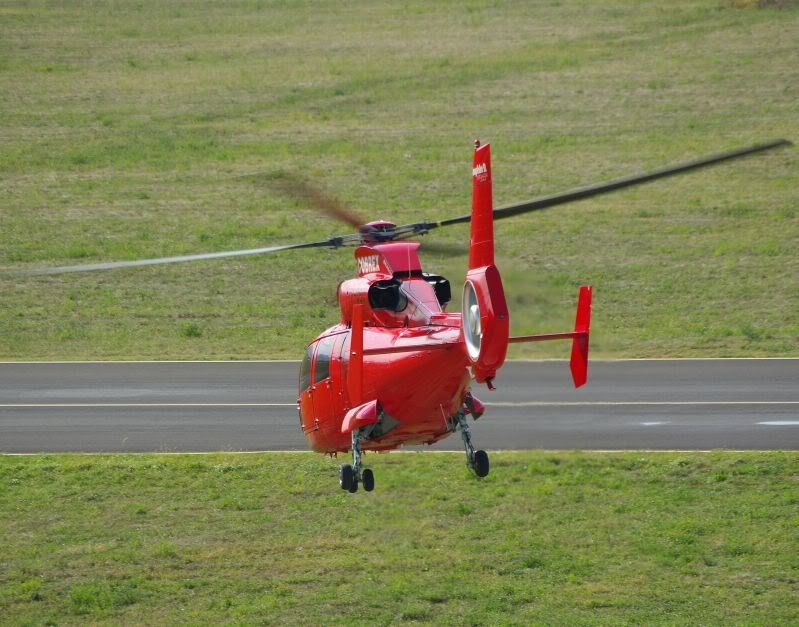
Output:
[455, 411, 489, 478]
[339, 427, 375, 493]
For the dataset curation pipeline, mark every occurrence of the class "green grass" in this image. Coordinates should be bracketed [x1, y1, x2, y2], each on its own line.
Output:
[0, 0, 798, 360]
[1, 451, 797, 624]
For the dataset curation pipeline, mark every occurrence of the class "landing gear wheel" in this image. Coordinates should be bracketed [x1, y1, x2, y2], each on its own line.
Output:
[339, 464, 354, 491]
[473, 450, 489, 478]
[362, 468, 375, 492]
[348, 479, 359, 493]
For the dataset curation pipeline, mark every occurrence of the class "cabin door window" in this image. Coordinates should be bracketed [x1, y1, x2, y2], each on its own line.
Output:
[297, 344, 315, 433]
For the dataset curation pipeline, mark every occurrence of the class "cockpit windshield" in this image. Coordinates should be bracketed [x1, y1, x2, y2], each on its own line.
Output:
[399, 278, 443, 319]
[298, 344, 313, 393]
[313, 335, 337, 384]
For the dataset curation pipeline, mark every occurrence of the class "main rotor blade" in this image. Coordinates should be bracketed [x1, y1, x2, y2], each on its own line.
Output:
[249, 171, 368, 230]
[13, 170, 375, 277]
[11, 239, 344, 276]
[432, 138, 792, 228]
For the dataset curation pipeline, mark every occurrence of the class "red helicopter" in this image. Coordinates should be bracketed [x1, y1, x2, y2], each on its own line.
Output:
[16, 138, 791, 493]
[297, 141, 593, 493]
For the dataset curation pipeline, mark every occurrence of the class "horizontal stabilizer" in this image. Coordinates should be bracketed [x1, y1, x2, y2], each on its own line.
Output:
[508, 285, 592, 388]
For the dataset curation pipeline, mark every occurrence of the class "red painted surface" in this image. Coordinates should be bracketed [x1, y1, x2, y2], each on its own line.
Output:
[297, 142, 592, 455]
[341, 399, 379, 434]
[469, 142, 494, 270]
[464, 143, 508, 383]
[569, 285, 592, 388]
[347, 303, 364, 406]
[464, 265, 509, 383]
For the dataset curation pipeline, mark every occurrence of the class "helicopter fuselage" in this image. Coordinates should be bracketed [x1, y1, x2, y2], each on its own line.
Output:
[297, 242, 471, 453]
[296, 142, 593, 467]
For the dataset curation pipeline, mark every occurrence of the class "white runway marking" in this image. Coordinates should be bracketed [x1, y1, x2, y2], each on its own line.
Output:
[757, 421, 799, 426]
[640, 421, 669, 426]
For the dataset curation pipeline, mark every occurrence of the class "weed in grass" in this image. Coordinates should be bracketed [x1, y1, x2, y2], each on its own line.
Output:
[740, 322, 764, 341]
[71, 583, 113, 615]
[128, 503, 147, 516]
[153, 542, 179, 559]
[725, 541, 756, 556]
[179, 322, 202, 338]
[521, 554, 545, 570]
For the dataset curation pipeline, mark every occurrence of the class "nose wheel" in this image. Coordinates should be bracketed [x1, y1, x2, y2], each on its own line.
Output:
[339, 428, 375, 493]
[472, 448, 489, 478]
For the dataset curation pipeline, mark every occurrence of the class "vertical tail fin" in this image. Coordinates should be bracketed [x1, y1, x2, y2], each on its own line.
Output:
[569, 285, 592, 388]
[468, 141, 494, 270]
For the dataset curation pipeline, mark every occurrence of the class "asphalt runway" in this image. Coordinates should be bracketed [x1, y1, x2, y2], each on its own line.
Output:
[1, 359, 797, 453]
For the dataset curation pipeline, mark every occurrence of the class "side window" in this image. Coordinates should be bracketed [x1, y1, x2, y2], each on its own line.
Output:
[299, 344, 313, 393]
[313, 335, 336, 384]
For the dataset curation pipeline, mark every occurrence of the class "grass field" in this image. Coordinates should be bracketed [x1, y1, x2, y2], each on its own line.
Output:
[0, 0, 797, 360]
[1, 451, 797, 624]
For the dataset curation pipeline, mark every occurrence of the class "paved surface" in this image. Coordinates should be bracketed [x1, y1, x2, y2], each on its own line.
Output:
[1, 360, 797, 453]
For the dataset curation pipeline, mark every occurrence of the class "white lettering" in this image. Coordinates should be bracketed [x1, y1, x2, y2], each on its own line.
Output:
[472, 163, 487, 177]
[357, 255, 380, 274]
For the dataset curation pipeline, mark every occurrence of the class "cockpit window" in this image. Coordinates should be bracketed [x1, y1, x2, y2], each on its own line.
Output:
[299, 344, 313, 392]
[313, 335, 337, 384]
